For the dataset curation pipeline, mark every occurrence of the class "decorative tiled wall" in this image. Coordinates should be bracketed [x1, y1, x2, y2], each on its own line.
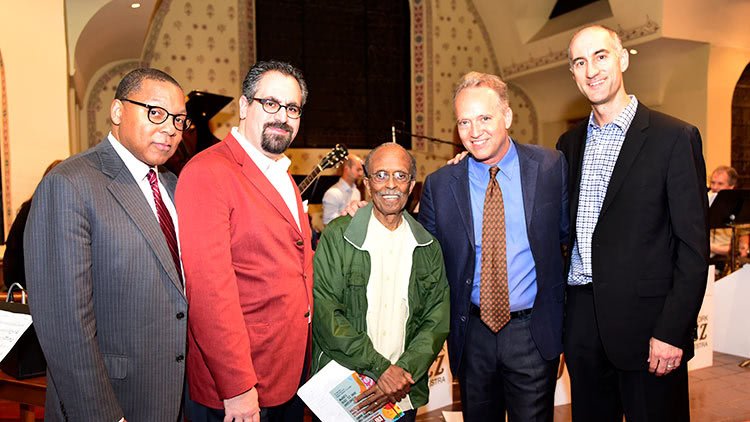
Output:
[415, 0, 538, 178]
[83, 0, 538, 183]
[85, 0, 246, 150]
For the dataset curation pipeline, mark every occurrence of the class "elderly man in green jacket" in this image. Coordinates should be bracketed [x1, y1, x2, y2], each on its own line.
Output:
[312, 143, 450, 422]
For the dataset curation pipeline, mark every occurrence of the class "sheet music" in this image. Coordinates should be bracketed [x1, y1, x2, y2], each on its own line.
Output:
[0, 310, 33, 362]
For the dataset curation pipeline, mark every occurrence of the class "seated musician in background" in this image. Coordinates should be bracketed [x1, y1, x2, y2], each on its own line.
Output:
[322, 154, 364, 225]
[312, 143, 449, 422]
[708, 165, 749, 260]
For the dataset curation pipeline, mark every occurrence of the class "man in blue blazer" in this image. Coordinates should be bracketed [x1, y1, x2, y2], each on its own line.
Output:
[419, 72, 568, 421]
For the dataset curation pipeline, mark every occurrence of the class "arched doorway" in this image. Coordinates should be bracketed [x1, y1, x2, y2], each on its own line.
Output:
[732, 63, 750, 188]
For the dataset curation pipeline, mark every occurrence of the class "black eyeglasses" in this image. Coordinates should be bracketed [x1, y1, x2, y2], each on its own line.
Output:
[120, 98, 192, 131]
[252, 97, 302, 119]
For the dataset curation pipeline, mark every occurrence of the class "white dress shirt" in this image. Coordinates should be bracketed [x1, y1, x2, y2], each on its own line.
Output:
[322, 178, 361, 224]
[232, 127, 301, 230]
[107, 133, 179, 235]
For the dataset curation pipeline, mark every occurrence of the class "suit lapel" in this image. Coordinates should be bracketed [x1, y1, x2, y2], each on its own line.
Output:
[96, 141, 185, 295]
[599, 104, 649, 217]
[226, 135, 303, 236]
[449, 159, 475, 249]
[567, 122, 588, 230]
[516, 143, 539, 232]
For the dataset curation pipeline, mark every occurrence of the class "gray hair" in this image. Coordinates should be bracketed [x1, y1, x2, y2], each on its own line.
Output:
[241, 60, 308, 106]
[364, 143, 417, 180]
[453, 71, 509, 110]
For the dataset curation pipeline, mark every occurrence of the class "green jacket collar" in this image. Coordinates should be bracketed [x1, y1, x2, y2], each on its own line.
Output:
[343, 203, 433, 249]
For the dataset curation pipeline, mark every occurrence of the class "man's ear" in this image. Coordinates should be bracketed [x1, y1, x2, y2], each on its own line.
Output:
[620, 48, 630, 73]
[504, 106, 513, 130]
[239, 95, 250, 120]
[111, 99, 123, 125]
[408, 180, 416, 196]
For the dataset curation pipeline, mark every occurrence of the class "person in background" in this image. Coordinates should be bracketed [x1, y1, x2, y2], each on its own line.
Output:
[312, 143, 449, 422]
[3, 159, 62, 289]
[707, 165, 748, 261]
[322, 155, 364, 225]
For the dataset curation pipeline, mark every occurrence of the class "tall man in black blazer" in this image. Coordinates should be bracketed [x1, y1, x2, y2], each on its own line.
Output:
[556, 25, 709, 421]
[420, 72, 568, 421]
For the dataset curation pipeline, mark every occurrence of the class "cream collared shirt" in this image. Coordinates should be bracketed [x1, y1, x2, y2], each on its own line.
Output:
[231, 127, 301, 230]
[361, 212, 418, 411]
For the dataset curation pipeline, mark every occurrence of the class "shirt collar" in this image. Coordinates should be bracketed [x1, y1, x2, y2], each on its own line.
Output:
[468, 137, 518, 181]
[338, 177, 355, 191]
[231, 127, 291, 174]
[587, 95, 639, 132]
[107, 132, 153, 182]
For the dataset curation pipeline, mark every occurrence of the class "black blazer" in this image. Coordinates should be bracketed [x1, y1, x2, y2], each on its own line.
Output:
[419, 142, 569, 375]
[556, 103, 709, 370]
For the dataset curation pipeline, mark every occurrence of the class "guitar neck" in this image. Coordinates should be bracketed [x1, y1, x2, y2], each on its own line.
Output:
[298, 164, 324, 195]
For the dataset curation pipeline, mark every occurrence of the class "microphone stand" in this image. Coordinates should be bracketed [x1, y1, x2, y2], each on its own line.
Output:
[393, 128, 460, 146]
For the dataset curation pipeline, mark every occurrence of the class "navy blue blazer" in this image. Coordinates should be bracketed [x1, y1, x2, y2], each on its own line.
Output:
[419, 142, 569, 374]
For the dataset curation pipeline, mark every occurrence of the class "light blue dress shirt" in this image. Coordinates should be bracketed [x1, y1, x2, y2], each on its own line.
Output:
[469, 140, 537, 311]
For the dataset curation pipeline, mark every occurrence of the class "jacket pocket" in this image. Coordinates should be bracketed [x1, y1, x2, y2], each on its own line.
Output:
[636, 278, 672, 297]
[102, 354, 128, 380]
[344, 272, 368, 330]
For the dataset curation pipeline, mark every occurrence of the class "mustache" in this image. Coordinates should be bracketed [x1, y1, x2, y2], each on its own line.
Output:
[263, 121, 293, 133]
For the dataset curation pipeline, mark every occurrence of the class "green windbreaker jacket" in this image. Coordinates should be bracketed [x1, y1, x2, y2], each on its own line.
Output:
[311, 203, 450, 408]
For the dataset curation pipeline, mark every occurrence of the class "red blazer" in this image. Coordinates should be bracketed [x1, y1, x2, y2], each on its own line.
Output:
[176, 133, 314, 408]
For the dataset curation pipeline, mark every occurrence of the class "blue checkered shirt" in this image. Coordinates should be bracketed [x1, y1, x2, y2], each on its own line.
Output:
[568, 96, 638, 286]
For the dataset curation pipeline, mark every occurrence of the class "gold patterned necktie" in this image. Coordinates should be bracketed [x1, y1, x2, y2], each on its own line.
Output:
[480, 166, 510, 333]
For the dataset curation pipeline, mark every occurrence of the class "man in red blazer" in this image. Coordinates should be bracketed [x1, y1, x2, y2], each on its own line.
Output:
[176, 60, 313, 422]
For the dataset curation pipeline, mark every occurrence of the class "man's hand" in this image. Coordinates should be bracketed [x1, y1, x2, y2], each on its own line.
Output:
[354, 366, 414, 414]
[648, 337, 683, 376]
[377, 365, 414, 403]
[340, 200, 368, 218]
[223, 388, 260, 422]
[446, 151, 468, 165]
[354, 383, 390, 414]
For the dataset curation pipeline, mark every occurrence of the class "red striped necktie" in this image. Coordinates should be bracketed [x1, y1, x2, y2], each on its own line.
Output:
[147, 169, 182, 284]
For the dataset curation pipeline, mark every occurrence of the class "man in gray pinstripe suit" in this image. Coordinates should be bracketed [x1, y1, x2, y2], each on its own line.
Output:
[25, 68, 189, 421]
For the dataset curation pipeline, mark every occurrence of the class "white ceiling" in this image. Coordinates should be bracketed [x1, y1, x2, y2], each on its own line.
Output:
[67, 0, 158, 101]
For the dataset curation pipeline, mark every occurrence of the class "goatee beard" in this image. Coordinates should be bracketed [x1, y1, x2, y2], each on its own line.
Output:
[261, 122, 293, 154]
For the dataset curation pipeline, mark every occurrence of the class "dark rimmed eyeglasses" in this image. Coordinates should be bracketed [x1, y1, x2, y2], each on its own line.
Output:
[120, 98, 192, 131]
[252, 97, 302, 119]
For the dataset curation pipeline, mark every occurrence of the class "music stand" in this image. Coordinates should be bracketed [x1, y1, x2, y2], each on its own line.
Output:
[708, 189, 750, 272]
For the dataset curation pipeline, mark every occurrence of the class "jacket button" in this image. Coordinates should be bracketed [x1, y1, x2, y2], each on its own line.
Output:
[296, 240, 304, 246]
[176, 312, 185, 320]
[465, 279, 471, 285]
[461, 316, 467, 322]
[176, 354, 184, 362]
[304, 311, 310, 318]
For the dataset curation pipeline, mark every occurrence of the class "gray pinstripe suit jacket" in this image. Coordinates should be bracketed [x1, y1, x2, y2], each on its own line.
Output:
[24, 139, 187, 421]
